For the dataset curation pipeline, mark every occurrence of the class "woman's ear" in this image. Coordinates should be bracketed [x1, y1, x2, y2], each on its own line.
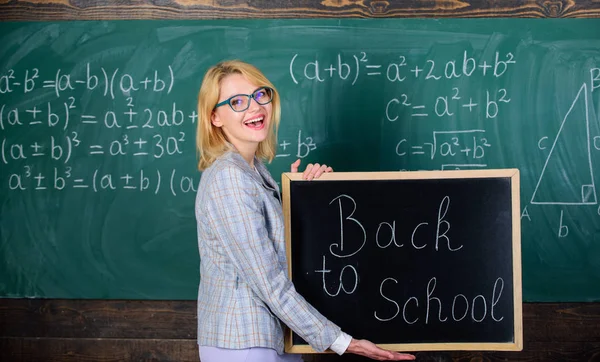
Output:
[211, 111, 222, 127]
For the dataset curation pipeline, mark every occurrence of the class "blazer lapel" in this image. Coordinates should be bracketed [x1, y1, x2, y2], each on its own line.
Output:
[225, 151, 263, 183]
[225, 151, 281, 202]
[254, 159, 280, 191]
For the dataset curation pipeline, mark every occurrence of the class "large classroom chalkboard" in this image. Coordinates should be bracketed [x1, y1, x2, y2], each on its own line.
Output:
[0, 19, 599, 301]
[282, 170, 522, 352]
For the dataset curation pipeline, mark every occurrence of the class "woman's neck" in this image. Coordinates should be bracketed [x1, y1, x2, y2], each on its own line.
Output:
[234, 144, 257, 168]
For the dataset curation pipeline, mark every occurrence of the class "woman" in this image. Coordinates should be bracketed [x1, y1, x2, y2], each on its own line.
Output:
[195, 60, 415, 362]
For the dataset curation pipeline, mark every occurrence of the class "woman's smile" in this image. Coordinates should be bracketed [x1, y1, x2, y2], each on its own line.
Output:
[243, 114, 265, 130]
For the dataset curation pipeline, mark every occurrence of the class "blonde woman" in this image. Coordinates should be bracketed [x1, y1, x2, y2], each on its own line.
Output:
[195, 60, 415, 362]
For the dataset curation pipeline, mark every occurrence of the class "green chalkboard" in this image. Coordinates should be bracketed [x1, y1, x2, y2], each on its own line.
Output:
[0, 19, 599, 301]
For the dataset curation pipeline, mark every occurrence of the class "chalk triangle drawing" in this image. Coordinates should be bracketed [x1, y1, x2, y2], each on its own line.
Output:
[531, 83, 597, 205]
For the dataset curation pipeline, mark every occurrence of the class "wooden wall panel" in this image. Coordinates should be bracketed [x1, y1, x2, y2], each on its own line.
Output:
[1, 300, 599, 361]
[0, 338, 199, 362]
[2, 339, 600, 362]
[0, 299, 196, 339]
[1, 0, 600, 20]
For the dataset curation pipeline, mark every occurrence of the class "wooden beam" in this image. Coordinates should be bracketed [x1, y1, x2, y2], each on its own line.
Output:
[1, 338, 599, 361]
[1, 300, 599, 361]
[0, 299, 196, 339]
[1, 0, 600, 21]
[2, 300, 599, 342]
[0, 337, 199, 362]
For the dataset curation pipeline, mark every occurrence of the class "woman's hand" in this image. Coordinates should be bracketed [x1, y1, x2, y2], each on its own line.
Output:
[290, 159, 333, 180]
[346, 339, 415, 361]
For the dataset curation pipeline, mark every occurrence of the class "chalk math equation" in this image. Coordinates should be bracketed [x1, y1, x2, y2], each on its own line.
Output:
[290, 51, 515, 121]
[0, 65, 319, 193]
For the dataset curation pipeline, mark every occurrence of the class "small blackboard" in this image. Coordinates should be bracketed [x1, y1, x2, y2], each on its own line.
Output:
[282, 169, 522, 352]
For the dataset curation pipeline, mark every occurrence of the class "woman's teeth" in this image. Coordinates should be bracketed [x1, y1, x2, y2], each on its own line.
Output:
[244, 117, 264, 126]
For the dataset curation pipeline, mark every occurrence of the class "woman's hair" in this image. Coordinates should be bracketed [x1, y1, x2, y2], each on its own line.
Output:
[196, 60, 281, 171]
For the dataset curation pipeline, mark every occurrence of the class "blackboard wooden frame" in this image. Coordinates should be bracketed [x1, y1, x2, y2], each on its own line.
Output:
[282, 169, 523, 353]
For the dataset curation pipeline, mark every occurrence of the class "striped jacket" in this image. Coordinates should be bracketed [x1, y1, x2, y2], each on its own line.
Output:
[195, 150, 340, 353]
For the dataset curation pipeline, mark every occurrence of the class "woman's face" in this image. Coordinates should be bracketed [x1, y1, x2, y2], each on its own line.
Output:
[211, 73, 272, 155]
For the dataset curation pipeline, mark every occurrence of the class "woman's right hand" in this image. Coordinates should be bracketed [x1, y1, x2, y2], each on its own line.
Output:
[346, 338, 415, 361]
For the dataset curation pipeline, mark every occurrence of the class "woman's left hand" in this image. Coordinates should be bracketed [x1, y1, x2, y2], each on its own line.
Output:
[290, 159, 333, 180]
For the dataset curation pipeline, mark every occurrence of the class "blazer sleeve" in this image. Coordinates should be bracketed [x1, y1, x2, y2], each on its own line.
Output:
[204, 164, 341, 352]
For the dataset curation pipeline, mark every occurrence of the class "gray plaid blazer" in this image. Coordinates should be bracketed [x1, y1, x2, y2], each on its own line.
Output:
[195, 150, 341, 353]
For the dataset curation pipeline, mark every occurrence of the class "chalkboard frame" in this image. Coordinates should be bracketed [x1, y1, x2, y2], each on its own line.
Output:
[281, 169, 523, 353]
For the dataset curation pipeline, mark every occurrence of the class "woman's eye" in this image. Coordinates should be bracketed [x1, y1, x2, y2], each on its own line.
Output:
[230, 97, 244, 106]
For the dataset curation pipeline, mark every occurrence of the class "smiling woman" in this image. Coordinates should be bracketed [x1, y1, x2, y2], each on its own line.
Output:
[195, 62, 281, 170]
[193, 60, 416, 362]
[209, 74, 274, 161]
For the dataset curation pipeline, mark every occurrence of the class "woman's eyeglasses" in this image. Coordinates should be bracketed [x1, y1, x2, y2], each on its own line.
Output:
[214, 87, 274, 112]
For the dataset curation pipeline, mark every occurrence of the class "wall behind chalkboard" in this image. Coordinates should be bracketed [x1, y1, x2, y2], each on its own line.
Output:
[0, 19, 599, 301]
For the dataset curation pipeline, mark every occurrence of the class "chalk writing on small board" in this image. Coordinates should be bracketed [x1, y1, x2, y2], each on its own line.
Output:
[282, 169, 522, 353]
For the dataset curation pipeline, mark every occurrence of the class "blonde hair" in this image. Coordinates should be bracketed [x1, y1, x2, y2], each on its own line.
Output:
[196, 60, 281, 171]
